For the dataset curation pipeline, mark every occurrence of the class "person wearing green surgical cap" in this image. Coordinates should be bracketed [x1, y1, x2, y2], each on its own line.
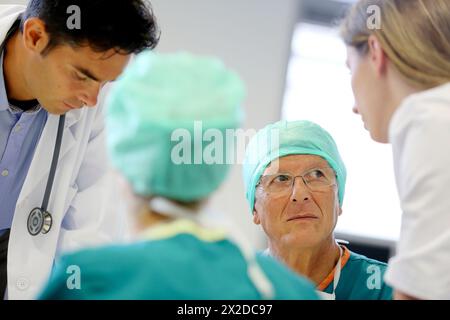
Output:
[243, 120, 393, 300]
[37, 52, 318, 300]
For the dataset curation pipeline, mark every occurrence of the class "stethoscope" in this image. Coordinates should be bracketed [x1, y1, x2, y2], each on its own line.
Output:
[27, 115, 66, 236]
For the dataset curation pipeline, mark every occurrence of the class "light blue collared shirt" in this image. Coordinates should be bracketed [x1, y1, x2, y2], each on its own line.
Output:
[0, 48, 48, 233]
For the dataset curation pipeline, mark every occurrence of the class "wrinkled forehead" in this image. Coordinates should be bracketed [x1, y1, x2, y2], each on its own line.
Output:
[263, 154, 330, 175]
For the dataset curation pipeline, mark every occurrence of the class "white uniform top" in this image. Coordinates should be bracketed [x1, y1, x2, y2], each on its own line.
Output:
[385, 82, 450, 300]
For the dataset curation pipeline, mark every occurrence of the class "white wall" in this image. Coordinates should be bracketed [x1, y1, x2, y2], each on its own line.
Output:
[4, 0, 301, 247]
[1, 0, 27, 4]
[149, 0, 301, 247]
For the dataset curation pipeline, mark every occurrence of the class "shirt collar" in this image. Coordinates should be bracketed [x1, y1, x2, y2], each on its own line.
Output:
[0, 50, 9, 111]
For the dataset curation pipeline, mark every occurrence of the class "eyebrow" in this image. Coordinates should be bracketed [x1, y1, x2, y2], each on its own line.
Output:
[278, 163, 333, 172]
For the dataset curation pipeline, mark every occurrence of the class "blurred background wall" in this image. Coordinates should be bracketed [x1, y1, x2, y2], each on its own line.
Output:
[149, 0, 302, 248]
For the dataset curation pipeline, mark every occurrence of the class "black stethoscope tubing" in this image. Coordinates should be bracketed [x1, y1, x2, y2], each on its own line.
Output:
[27, 115, 66, 236]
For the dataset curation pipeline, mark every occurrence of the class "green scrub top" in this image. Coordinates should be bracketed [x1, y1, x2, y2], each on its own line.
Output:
[38, 219, 319, 300]
[319, 246, 393, 300]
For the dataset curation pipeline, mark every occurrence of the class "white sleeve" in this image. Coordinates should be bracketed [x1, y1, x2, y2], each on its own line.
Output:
[385, 99, 450, 300]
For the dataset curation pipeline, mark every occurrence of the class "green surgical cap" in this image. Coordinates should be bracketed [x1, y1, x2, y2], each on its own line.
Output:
[106, 51, 245, 201]
[242, 120, 346, 213]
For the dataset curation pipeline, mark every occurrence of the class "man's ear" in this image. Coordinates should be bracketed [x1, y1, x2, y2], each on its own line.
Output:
[338, 206, 343, 216]
[22, 18, 51, 54]
[367, 34, 388, 77]
[252, 208, 261, 225]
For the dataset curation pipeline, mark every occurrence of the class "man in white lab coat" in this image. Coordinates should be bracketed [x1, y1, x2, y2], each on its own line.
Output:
[0, 1, 159, 299]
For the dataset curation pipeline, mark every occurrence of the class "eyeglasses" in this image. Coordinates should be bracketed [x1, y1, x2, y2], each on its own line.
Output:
[258, 167, 337, 195]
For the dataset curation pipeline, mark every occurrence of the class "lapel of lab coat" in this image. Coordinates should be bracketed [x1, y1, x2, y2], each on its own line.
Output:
[0, 5, 25, 44]
[16, 110, 82, 206]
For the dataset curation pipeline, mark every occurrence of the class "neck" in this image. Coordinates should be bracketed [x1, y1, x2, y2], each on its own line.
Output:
[131, 197, 203, 235]
[269, 236, 340, 286]
[3, 30, 34, 101]
[134, 207, 172, 234]
[384, 65, 423, 127]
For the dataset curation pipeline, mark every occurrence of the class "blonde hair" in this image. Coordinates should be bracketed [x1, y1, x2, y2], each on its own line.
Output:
[341, 0, 450, 89]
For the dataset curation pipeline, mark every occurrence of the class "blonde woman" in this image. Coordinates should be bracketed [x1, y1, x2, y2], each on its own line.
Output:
[341, 0, 450, 300]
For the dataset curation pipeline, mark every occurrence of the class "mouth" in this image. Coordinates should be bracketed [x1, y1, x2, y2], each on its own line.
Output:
[286, 214, 318, 222]
[64, 102, 78, 110]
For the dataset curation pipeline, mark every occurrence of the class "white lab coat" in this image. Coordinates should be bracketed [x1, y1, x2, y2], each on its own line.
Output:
[0, 5, 124, 299]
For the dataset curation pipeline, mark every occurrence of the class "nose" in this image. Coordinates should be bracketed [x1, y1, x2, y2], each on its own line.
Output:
[80, 82, 102, 107]
[290, 177, 312, 203]
[352, 104, 359, 115]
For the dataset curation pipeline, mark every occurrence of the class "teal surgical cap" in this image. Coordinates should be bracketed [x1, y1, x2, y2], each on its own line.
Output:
[243, 120, 346, 213]
[106, 51, 245, 201]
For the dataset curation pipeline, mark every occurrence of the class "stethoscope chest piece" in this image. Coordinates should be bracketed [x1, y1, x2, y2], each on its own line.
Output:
[25, 115, 65, 237]
[27, 207, 52, 236]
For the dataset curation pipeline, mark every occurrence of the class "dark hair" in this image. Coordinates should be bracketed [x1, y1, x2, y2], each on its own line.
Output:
[20, 0, 160, 56]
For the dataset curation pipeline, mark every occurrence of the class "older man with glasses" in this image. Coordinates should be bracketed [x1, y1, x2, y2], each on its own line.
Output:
[243, 120, 393, 300]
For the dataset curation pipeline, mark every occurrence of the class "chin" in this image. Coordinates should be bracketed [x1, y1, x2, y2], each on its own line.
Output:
[45, 108, 65, 115]
[369, 129, 389, 144]
[287, 232, 321, 248]
[37, 102, 59, 115]
[49, 103, 72, 115]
